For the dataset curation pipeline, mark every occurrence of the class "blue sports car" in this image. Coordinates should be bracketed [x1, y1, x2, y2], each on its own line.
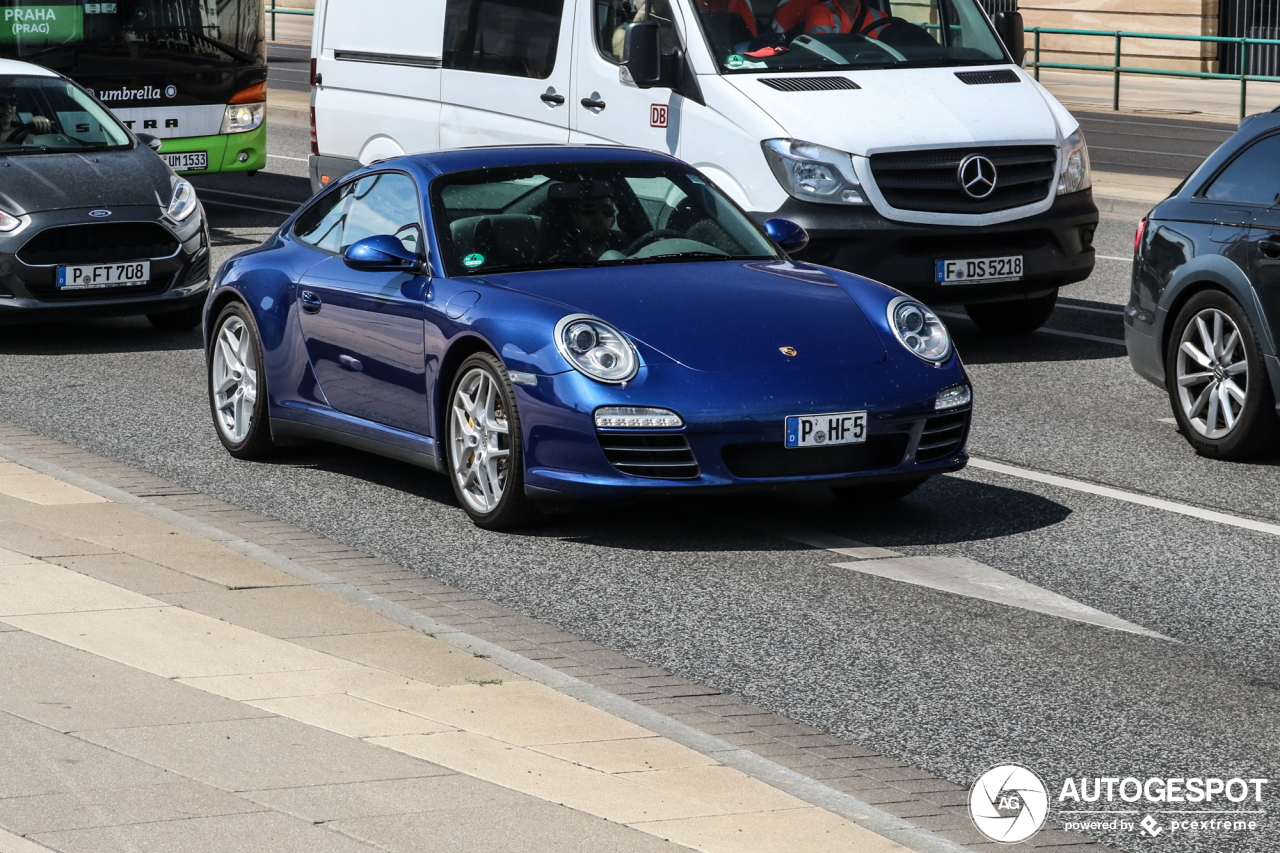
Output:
[204, 146, 972, 529]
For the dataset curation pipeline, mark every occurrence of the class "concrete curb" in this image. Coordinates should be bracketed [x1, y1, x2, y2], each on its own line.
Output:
[1094, 194, 1157, 220]
[0, 440, 976, 853]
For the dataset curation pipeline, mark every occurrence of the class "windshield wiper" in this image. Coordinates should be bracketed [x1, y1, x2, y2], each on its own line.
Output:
[610, 252, 767, 265]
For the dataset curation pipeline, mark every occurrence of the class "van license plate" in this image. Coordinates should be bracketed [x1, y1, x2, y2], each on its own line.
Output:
[161, 151, 208, 171]
[935, 255, 1023, 284]
[57, 262, 151, 290]
[785, 411, 867, 448]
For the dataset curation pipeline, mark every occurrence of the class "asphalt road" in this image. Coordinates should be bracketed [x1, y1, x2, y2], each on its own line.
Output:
[4, 126, 1278, 853]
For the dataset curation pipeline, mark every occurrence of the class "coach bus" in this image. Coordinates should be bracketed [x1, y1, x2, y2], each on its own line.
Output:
[1, 0, 266, 174]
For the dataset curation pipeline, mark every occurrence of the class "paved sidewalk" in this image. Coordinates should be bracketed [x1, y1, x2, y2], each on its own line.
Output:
[0, 456, 956, 852]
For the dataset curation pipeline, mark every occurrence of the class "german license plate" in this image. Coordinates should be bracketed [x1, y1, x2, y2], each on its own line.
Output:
[784, 411, 867, 448]
[935, 255, 1023, 284]
[161, 151, 208, 172]
[57, 261, 151, 290]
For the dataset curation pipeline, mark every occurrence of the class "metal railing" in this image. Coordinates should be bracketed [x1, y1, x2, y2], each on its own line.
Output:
[1028, 26, 1280, 119]
[267, 0, 314, 42]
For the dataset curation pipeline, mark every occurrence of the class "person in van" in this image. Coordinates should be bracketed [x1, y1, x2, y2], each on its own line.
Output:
[770, 0, 884, 35]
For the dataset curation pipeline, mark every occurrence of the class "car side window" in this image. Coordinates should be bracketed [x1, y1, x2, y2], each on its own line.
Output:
[293, 184, 352, 253]
[595, 0, 678, 62]
[443, 0, 565, 78]
[341, 173, 423, 253]
[1205, 134, 1280, 206]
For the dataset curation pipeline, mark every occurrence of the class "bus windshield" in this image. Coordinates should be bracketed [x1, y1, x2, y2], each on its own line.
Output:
[0, 0, 264, 71]
[691, 0, 1007, 73]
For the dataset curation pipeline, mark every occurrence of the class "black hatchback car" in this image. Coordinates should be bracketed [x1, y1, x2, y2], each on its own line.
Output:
[0, 61, 209, 329]
[1126, 109, 1280, 459]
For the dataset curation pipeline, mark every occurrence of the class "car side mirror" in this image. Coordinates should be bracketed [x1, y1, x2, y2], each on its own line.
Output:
[993, 11, 1025, 67]
[343, 235, 423, 272]
[623, 21, 665, 88]
[136, 133, 162, 152]
[764, 218, 809, 254]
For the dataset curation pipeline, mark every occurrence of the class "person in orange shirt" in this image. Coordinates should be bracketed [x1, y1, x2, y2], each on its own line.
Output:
[771, 0, 886, 37]
[694, 0, 759, 37]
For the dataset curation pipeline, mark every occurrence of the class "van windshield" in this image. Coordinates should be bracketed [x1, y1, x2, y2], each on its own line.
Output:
[430, 161, 781, 277]
[691, 0, 1007, 73]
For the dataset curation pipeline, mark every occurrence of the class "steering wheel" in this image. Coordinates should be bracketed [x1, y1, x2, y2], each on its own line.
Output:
[5, 122, 41, 144]
[858, 15, 911, 38]
[624, 228, 685, 255]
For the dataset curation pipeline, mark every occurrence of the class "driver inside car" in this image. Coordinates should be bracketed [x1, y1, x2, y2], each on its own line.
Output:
[0, 95, 53, 143]
[540, 181, 630, 263]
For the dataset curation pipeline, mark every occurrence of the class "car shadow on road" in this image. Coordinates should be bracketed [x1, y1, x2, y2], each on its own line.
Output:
[0, 318, 202, 354]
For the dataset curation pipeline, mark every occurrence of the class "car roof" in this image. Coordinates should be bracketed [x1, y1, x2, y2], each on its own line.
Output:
[0, 58, 60, 77]
[408, 145, 682, 176]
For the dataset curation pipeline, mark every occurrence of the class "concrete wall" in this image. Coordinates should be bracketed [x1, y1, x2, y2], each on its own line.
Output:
[1018, 0, 1221, 73]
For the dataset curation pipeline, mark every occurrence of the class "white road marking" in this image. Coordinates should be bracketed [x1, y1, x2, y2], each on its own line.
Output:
[967, 457, 1280, 538]
[746, 519, 901, 559]
[936, 311, 1125, 346]
[267, 153, 308, 162]
[1157, 417, 1177, 425]
[1096, 254, 1131, 262]
[1057, 302, 1124, 316]
[832, 555, 1173, 640]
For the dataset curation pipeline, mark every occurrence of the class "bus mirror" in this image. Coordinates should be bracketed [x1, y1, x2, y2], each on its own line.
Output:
[623, 21, 665, 88]
[993, 11, 1025, 67]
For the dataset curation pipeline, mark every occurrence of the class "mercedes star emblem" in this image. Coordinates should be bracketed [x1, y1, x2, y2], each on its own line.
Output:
[957, 154, 998, 200]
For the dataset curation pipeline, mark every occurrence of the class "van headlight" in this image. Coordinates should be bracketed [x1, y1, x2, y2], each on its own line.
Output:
[222, 102, 264, 134]
[167, 178, 198, 222]
[555, 314, 639, 383]
[1056, 129, 1092, 195]
[887, 297, 951, 364]
[762, 139, 867, 205]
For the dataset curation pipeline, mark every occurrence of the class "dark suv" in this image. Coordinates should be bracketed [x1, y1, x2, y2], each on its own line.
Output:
[1125, 110, 1280, 459]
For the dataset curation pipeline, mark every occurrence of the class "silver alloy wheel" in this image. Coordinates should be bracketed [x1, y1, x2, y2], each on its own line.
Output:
[1175, 307, 1249, 440]
[211, 316, 258, 444]
[450, 366, 511, 514]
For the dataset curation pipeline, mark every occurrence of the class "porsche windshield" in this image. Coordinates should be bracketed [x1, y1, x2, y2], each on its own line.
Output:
[688, 0, 1007, 73]
[0, 0, 264, 70]
[430, 162, 781, 276]
[0, 74, 130, 153]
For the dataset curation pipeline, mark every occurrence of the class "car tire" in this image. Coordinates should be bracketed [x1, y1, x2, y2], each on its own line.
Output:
[964, 288, 1058, 334]
[207, 302, 275, 459]
[1165, 289, 1279, 460]
[148, 303, 204, 331]
[446, 353, 536, 530]
[830, 476, 928, 504]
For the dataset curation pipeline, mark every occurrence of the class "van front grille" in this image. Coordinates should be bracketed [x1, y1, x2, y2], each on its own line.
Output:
[598, 432, 700, 479]
[917, 412, 969, 462]
[869, 145, 1057, 214]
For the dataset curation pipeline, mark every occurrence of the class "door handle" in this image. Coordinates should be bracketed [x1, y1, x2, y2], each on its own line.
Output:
[1261, 236, 1280, 259]
[581, 97, 606, 110]
[338, 354, 364, 372]
[300, 290, 322, 313]
[540, 92, 565, 105]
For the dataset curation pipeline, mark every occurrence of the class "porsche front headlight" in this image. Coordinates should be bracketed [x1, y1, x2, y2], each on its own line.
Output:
[167, 178, 198, 222]
[555, 314, 638, 383]
[887, 297, 951, 364]
[1057, 129, 1092, 195]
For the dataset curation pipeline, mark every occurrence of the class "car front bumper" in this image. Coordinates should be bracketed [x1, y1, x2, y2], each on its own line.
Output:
[0, 205, 211, 323]
[750, 190, 1099, 306]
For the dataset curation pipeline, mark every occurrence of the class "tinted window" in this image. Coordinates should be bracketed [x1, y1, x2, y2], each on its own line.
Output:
[293, 184, 351, 253]
[1205, 134, 1280, 205]
[594, 0, 678, 62]
[342, 173, 422, 253]
[443, 0, 564, 78]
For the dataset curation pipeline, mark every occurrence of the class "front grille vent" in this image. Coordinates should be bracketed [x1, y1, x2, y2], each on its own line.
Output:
[722, 435, 908, 479]
[955, 69, 1020, 85]
[17, 222, 180, 266]
[598, 433, 699, 479]
[869, 145, 1057, 214]
[917, 413, 969, 462]
[759, 76, 860, 92]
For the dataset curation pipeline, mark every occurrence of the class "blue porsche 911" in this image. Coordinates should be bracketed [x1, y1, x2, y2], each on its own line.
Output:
[204, 146, 972, 529]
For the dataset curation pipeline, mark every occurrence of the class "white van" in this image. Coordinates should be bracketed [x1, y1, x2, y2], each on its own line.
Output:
[306, 0, 1097, 332]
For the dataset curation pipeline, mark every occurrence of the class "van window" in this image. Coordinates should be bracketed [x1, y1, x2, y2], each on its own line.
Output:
[595, 0, 679, 62]
[1204, 134, 1280, 206]
[694, 0, 1006, 74]
[443, 0, 566, 78]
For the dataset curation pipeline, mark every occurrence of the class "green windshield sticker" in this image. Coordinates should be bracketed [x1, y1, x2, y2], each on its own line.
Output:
[726, 54, 744, 69]
[1, 3, 83, 45]
[462, 253, 485, 269]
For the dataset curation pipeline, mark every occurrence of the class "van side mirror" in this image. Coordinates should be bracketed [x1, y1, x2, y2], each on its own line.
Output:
[623, 21, 665, 88]
[136, 133, 162, 152]
[764, 218, 809, 254]
[993, 11, 1025, 67]
[343, 235, 422, 272]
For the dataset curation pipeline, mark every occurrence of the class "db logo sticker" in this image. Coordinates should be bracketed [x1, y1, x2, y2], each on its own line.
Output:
[650, 104, 667, 128]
